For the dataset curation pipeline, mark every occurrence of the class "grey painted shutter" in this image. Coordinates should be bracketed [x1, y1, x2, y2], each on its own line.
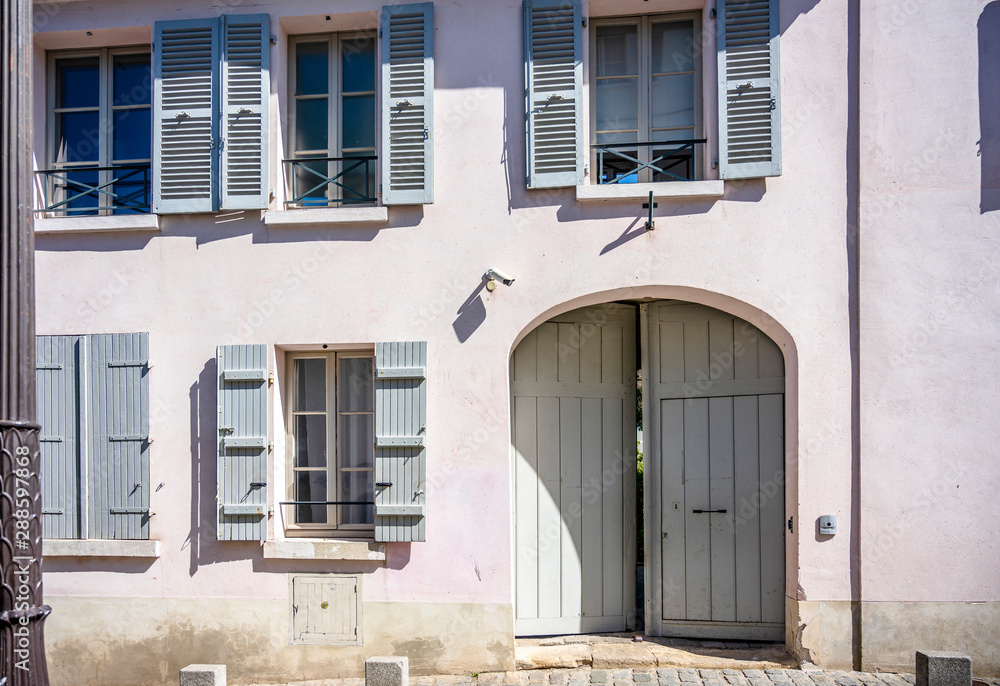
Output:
[380, 3, 434, 205]
[153, 17, 221, 213]
[87, 333, 150, 540]
[717, 0, 782, 179]
[221, 14, 270, 210]
[524, 0, 583, 189]
[374, 342, 427, 542]
[36, 336, 83, 539]
[217, 344, 268, 541]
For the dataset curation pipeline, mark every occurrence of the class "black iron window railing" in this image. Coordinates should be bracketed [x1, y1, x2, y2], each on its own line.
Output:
[283, 156, 378, 209]
[593, 139, 707, 184]
[35, 163, 151, 215]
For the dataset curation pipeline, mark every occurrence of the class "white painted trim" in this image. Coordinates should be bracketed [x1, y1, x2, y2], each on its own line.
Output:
[576, 180, 725, 202]
[263, 539, 385, 561]
[34, 215, 160, 234]
[264, 207, 388, 227]
[44, 539, 160, 558]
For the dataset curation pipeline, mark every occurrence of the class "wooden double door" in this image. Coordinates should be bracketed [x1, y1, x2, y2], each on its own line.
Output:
[513, 302, 785, 640]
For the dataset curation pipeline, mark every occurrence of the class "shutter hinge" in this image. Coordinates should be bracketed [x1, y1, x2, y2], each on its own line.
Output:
[423, 127, 430, 141]
[581, 17, 587, 27]
[710, 8, 717, 19]
[770, 98, 777, 111]
[270, 34, 277, 44]
[378, 28, 382, 38]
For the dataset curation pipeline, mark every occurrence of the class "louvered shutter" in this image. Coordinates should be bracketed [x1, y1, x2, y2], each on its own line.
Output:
[154, 18, 221, 213]
[717, 0, 781, 179]
[217, 344, 268, 541]
[221, 14, 270, 210]
[524, 0, 583, 189]
[374, 342, 427, 542]
[380, 3, 434, 205]
[36, 336, 83, 540]
[87, 333, 150, 540]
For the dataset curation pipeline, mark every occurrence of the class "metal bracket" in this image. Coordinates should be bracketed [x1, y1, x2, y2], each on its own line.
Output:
[642, 190, 657, 231]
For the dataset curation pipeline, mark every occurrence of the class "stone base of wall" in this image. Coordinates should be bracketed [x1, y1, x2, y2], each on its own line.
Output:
[786, 598, 1000, 677]
[860, 601, 1000, 677]
[44, 596, 515, 686]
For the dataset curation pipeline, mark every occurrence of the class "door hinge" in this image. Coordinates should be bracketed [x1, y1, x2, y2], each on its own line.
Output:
[788, 516, 794, 533]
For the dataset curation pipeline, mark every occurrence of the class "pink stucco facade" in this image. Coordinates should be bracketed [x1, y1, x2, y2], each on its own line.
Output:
[26, 0, 999, 682]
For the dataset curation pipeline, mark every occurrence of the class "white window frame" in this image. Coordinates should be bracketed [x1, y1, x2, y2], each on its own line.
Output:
[45, 46, 152, 216]
[284, 350, 376, 538]
[589, 13, 704, 184]
[286, 32, 378, 209]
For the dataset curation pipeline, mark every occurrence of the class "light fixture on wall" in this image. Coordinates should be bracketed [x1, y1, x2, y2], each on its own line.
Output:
[485, 268, 515, 291]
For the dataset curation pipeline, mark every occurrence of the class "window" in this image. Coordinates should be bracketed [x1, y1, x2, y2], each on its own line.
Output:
[43, 49, 152, 215]
[36, 333, 150, 541]
[287, 34, 378, 208]
[286, 352, 375, 536]
[591, 15, 704, 184]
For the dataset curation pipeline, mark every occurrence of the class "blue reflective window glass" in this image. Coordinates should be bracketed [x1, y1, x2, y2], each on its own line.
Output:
[62, 170, 101, 216]
[341, 37, 376, 93]
[295, 97, 329, 153]
[112, 166, 151, 215]
[113, 107, 151, 161]
[296, 41, 329, 96]
[113, 54, 152, 106]
[57, 57, 100, 109]
[56, 111, 100, 163]
[341, 94, 375, 150]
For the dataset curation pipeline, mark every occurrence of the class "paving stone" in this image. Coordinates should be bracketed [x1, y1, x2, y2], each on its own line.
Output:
[480, 675, 505, 685]
[527, 674, 546, 683]
[749, 678, 773, 686]
[658, 671, 679, 680]
[725, 676, 749, 685]
[679, 671, 700, 684]
[724, 672, 743, 678]
[550, 674, 569, 685]
[635, 675, 654, 683]
[434, 678, 457, 686]
[592, 673, 610, 684]
[900, 677, 915, 685]
[705, 679, 727, 686]
[879, 676, 912, 686]
[613, 672, 631, 681]
[810, 676, 836, 686]
[615, 680, 634, 686]
[744, 673, 766, 680]
[660, 679, 682, 686]
[832, 676, 859, 686]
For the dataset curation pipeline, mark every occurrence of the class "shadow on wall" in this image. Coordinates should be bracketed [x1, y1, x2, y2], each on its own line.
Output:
[981, 2, 1000, 214]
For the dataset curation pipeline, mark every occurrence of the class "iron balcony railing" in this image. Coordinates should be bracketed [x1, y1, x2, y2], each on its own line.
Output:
[593, 139, 707, 184]
[35, 163, 151, 215]
[283, 155, 377, 208]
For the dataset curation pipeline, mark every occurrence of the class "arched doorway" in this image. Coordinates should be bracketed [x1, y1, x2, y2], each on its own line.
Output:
[512, 300, 786, 641]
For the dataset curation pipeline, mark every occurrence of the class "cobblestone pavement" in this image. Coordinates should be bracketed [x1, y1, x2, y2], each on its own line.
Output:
[281, 667, 1000, 686]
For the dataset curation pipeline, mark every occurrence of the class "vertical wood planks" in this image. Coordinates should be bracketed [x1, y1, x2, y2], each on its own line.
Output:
[36, 335, 81, 539]
[758, 393, 785, 623]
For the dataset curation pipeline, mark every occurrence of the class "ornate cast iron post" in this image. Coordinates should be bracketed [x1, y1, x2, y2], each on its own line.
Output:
[1, 0, 51, 685]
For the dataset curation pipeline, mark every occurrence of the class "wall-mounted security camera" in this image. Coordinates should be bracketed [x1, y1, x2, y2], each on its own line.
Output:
[485, 268, 515, 291]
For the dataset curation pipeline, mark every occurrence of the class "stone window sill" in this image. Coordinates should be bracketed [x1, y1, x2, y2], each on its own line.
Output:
[576, 180, 725, 202]
[263, 538, 385, 561]
[44, 539, 160, 558]
[34, 214, 160, 234]
[264, 206, 388, 227]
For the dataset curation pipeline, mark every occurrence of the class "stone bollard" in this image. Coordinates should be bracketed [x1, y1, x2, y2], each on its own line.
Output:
[366, 656, 409, 686]
[916, 651, 972, 686]
[180, 664, 227, 686]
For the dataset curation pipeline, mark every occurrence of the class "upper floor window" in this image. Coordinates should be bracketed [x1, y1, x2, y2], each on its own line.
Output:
[286, 34, 378, 208]
[43, 49, 152, 216]
[591, 15, 704, 184]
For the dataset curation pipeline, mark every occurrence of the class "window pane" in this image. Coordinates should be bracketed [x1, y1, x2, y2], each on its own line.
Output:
[56, 111, 100, 164]
[651, 21, 695, 75]
[339, 357, 373, 411]
[595, 78, 638, 135]
[295, 471, 328, 524]
[295, 97, 329, 153]
[596, 25, 638, 77]
[340, 471, 374, 525]
[597, 150, 640, 184]
[57, 57, 100, 109]
[651, 147, 694, 182]
[340, 414, 374, 469]
[651, 73, 695, 131]
[60, 169, 101, 216]
[112, 167, 151, 215]
[293, 415, 327, 468]
[293, 158, 331, 206]
[113, 107, 151, 161]
[341, 36, 376, 93]
[294, 358, 327, 411]
[340, 158, 376, 204]
[296, 41, 329, 96]
[113, 54, 152, 106]
[341, 94, 376, 150]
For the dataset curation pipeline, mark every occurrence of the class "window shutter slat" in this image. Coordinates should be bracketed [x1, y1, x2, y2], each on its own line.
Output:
[221, 14, 270, 210]
[374, 341, 427, 542]
[87, 334, 150, 540]
[381, 3, 434, 205]
[217, 344, 268, 541]
[718, 0, 781, 179]
[524, 0, 583, 189]
[154, 18, 221, 213]
[36, 335, 83, 540]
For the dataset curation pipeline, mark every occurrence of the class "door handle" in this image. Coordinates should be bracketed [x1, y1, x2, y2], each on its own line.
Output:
[692, 509, 727, 514]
